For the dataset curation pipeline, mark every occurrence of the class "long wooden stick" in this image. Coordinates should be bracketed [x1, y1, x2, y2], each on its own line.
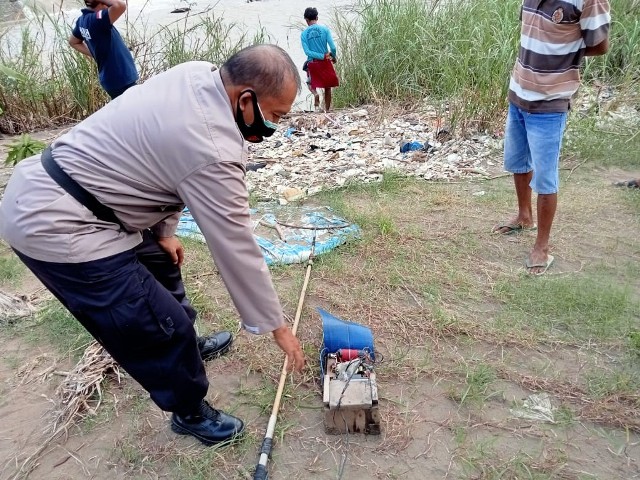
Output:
[254, 233, 316, 480]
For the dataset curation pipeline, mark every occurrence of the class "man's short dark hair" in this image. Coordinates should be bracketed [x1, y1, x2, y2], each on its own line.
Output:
[304, 7, 318, 21]
[222, 44, 302, 99]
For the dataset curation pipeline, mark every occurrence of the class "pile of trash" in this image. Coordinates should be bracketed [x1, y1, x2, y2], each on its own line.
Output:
[246, 106, 505, 204]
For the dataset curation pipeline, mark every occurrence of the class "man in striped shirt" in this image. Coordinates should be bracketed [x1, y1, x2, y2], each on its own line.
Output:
[493, 0, 610, 275]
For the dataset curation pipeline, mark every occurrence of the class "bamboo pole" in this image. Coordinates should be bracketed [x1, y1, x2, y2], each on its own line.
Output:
[253, 233, 316, 480]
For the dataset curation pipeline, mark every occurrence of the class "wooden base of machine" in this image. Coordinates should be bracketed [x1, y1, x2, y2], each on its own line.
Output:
[323, 404, 381, 435]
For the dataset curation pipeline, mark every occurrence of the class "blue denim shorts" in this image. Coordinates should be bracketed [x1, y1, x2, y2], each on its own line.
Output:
[503, 102, 567, 194]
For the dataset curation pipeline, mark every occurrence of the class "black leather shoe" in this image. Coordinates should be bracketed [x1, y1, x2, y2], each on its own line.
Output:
[197, 331, 233, 361]
[171, 400, 244, 446]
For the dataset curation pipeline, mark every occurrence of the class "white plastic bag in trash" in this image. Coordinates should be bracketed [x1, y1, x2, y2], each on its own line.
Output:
[510, 393, 555, 423]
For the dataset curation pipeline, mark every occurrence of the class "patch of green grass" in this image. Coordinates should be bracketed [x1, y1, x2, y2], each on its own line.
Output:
[379, 170, 409, 193]
[248, 191, 269, 208]
[452, 425, 468, 446]
[564, 114, 640, 170]
[617, 185, 640, 211]
[179, 237, 233, 328]
[313, 247, 349, 275]
[456, 437, 571, 480]
[449, 362, 498, 408]
[317, 170, 409, 203]
[31, 300, 92, 357]
[374, 212, 397, 236]
[1, 353, 22, 371]
[554, 404, 577, 426]
[343, 208, 396, 238]
[582, 0, 640, 84]
[184, 285, 241, 334]
[584, 367, 640, 398]
[431, 306, 459, 334]
[421, 281, 444, 306]
[168, 435, 255, 480]
[237, 379, 279, 416]
[0, 255, 24, 283]
[628, 330, 640, 357]
[493, 275, 639, 342]
[316, 191, 401, 240]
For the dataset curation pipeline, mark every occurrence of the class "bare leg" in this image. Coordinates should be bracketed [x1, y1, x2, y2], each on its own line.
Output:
[493, 172, 535, 233]
[527, 193, 557, 274]
[307, 82, 320, 110]
[324, 88, 332, 112]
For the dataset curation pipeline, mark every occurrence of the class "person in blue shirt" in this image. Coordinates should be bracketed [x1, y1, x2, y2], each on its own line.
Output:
[69, 0, 139, 100]
[301, 7, 337, 111]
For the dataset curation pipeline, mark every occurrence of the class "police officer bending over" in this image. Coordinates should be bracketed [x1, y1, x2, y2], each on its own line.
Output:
[0, 44, 305, 446]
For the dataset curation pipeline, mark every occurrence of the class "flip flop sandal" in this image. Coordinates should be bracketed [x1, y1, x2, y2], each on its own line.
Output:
[525, 255, 555, 276]
[614, 179, 640, 189]
[492, 223, 537, 235]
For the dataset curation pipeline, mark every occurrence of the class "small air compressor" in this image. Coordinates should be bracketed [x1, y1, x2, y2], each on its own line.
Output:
[322, 348, 380, 435]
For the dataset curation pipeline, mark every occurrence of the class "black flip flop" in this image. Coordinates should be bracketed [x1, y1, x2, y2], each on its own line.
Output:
[614, 179, 640, 189]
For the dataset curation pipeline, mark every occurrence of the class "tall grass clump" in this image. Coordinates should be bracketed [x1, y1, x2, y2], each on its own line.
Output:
[0, 12, 104, 134]
[334, 0, 640, 132]
[128, 10, 268, 79]
[0, 6, 266, 134]
[334, 0, 521, 131]
[583, 0, 640, 85]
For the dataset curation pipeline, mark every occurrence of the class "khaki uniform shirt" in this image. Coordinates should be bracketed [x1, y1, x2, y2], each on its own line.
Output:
[0, 61, 284, 335]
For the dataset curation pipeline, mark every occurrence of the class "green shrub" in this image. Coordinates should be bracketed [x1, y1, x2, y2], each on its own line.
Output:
[4, 133, 45, 166]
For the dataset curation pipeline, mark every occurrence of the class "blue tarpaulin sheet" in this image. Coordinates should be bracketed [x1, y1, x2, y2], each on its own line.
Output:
[176, 205, 360, 265]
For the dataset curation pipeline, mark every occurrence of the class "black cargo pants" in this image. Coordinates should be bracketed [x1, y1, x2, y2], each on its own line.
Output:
[14, 229, 207, 414]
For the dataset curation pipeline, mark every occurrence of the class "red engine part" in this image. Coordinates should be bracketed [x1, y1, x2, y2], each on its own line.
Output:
[338, 349, 363, 361]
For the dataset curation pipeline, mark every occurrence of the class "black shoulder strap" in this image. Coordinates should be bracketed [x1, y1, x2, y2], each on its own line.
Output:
[41, 147, 125, 230]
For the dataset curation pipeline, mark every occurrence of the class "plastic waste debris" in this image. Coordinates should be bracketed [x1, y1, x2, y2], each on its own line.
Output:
[383, 134, 396, 147]
[247, 161, 267, 172]
[285, 127, 304, 138]
[400, 141, 435, 153]
[400, 141, 424, 153]
[510, 393, 555, 423]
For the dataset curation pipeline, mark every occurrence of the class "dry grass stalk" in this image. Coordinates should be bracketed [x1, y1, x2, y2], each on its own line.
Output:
[53, 340, 121, 433]
[0, 290, 36, 323]
[9, 341, 120, 480]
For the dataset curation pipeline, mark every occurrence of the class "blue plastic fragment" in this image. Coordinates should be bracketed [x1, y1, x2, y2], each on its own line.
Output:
[400, 141, 424, 153]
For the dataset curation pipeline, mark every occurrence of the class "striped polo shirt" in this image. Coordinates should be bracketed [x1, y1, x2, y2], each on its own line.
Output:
[509, 0, 610, 113]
